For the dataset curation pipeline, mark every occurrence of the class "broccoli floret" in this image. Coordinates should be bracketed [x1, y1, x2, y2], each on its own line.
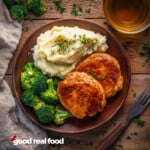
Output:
[21, 72, 35, 90]
[53, 0, 65, 13]
[23, 62, 42, 77]
[27, 0, 46, 15]
[21, 62, 48, 91]
[32, 75, 48, 95]
[22, 90, 41, 107]
[22, 90, 55, 124]
[40, 79, 59, 105]
[9, 4, 28, 22]
[53, 105, 72, 125]
[35, 105, 55, 124]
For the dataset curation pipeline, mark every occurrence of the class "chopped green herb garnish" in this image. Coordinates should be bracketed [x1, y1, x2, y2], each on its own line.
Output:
[54, 38, 76, 54]
[88, 70, 107, 81]
[51, 50, 55, 55]
[99, 74, 107, 81]
[139, 51, 145, 56]
[88, 70, 98, 78]
[143, 43, 150, 49]
[128, 131, 139, 139]
[133, 131, 138, 136]
[80, 35, 91, 44]
[56, 40, 67, 49]
[134, 117, 145, 127]
[118, 144, 123, 149]
[139, 43, 150, 66]
[73, 34, 77, 38]
[55, 39, 68, 54]
[56, 144, 61, 150]
[22, 26, 29, 32]
[131, 90, 136, 98]
[71, 3, 82, 16]
[126, 135, 131, 140]
[85, 8, 91, 14]
[53, 0, 65, 13]
[27, 17, 33, 21]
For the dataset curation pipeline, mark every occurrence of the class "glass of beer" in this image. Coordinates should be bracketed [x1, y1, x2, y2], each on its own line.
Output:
[103, 0, 150, 34]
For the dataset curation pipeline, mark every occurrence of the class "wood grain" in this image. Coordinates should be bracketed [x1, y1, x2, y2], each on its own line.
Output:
[4, 0, 150, 149]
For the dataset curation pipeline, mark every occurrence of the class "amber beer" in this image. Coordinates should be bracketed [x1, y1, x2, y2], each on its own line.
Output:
[103, 0, 150, 34]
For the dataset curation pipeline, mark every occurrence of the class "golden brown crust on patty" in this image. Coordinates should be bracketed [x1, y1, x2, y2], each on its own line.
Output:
[57, 72, 106, 119]
[75, 53, 123, 98]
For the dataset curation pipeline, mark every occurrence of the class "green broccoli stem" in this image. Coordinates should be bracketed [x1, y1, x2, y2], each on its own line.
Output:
[47, 79, 56, 94]
[33, 100, 45, 110]
[53, 105, 73, 125]
[40, 78, 59, 105]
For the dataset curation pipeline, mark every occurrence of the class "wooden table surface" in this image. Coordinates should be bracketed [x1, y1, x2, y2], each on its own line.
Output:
[5, 0, 150, 150]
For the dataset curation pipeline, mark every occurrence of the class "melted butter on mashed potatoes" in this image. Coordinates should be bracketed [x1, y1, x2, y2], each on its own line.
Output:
[33, 26, 108, 78]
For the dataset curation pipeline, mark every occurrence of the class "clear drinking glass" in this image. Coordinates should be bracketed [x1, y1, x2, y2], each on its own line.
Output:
[103, 0, 150, 34]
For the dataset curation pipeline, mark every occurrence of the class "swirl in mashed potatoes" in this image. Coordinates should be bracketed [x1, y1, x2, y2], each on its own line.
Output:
[33, 26, 108, 78]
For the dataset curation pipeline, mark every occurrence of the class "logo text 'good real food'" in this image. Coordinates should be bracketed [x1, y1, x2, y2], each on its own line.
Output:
[10, 136, 64, 146]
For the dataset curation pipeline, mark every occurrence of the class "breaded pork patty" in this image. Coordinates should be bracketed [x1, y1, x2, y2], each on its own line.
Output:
[76, 53, 123, 98]
[57, 72, 106, 119]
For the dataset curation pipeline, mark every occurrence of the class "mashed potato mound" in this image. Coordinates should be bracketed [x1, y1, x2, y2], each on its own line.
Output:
[33, 26, 108, 78]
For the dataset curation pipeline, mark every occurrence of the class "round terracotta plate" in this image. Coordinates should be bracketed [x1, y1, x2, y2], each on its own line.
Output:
[13, 19, 131, 134]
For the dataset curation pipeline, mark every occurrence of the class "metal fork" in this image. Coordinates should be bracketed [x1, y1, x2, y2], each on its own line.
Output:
[96, 86, 150, 150]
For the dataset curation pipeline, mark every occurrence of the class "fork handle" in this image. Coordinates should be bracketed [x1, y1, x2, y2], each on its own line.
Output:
[96, 122, 128, 150]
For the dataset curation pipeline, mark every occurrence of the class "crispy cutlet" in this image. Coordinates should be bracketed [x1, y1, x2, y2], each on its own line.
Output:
[76, 53, 123, 98]
[57, 72, 106, 119]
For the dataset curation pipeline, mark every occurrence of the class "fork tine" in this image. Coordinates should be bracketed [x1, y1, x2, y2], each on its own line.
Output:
[137, 87, 150, 104]
[127, 86, 150, 123]
[132, 87, 147, 105]
[144, 98, 150, 108]
[141, 93, 150, 105]
[131, 87, 149, 108]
